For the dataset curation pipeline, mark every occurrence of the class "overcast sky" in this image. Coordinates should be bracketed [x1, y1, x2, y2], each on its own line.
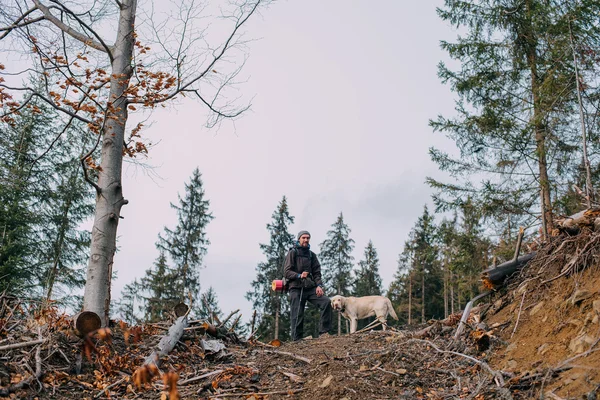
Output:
[111, 0, 459, 325]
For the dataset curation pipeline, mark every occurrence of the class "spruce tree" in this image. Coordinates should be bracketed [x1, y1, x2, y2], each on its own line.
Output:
[411, 206, 442, 322]
[35, 126, 95, 304]
[199, 286, 223, 324]
[0, 102, 51, 293]
[319, 212, 355, 335]
[116, 279, 142, 325]
[158, 168, 214, 304]
[1, 98, 93, 299]
[140, 252, 178, 322]
[452, 199, 491, 307]
[245, 196, 295, 341]
[387, 243, 414, 325]
[429, 0, 600, 237]
[353, 240, 383, 297]
[352, 240, 383, 330]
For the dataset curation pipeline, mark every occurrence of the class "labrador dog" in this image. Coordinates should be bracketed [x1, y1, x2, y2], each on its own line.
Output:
[330, 295, 398, 333]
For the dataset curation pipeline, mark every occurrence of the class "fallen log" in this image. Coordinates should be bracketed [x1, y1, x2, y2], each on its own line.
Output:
[142, 315, 188, 369]
[481, 252, 536, 287]
[558, 207, 600, 233]
[481, 226, 537, 287]
[133, 313, 190, 387]
[201, 321, 243, 344]
[454, 291, 492, 339]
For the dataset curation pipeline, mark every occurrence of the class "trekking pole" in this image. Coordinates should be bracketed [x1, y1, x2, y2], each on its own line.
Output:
[294, 281, 304, 339]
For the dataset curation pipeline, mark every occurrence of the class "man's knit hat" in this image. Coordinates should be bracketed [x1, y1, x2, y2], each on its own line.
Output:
[297, 230, 311, 240]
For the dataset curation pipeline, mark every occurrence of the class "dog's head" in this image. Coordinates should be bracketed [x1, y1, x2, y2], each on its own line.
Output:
[330, 295, 345, 311]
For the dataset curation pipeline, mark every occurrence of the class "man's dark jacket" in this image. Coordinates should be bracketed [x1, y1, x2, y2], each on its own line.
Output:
[283, 246, 323, 290]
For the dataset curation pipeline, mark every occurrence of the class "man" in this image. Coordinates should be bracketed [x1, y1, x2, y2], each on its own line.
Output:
[284, 230, 332, 341]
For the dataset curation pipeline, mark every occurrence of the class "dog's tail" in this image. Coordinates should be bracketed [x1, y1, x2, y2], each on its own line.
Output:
[386, 298, 399, 320]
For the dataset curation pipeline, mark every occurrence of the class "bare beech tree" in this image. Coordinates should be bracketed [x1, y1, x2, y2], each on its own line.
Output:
[0, 0, 266, 325]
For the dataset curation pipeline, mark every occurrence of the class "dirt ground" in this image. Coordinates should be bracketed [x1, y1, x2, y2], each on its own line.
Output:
[2, 232, 600, 400]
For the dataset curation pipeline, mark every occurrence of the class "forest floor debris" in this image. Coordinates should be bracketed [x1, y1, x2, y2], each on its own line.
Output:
[1, 231, 600, 399]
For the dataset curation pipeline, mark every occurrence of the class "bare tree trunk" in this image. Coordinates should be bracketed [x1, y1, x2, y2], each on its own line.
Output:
[421, 272, 425, 324]
[83, 0, 136, 326]
[45, 183, 72, 301]
[443, 259, 448, 319]
[526, 0, 552, 239]
[337, 283, 341, 336]
[569, 21, 593, 206]
[274, 297, 279, 340]
[450, 270, 455, 315]
[408, 273, 412, 325]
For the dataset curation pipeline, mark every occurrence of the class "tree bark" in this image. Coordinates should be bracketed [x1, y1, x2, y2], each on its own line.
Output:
[83, 0, 136, 326]
[408, 272, 412, 325]
[443, 259, 448, 319]
[569, 20, 593, 206]
[142, 315, 188, 369]
[45, 171, 76, 301]
[525, 0, 553, 239]
[421, 270, 425, 324]
[337, 282, 341, 335]
[481, 252, 536, 287]
[274, 297, 279, 340]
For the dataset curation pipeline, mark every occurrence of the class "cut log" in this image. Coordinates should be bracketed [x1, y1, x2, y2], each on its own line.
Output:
[75, 311, 101, 337]
[174, 303, 189, 317]
[481, 252, 536, 287]
[142, 315, 188, 369]
[481, 226, 536, 287]
[201, 321, 243, 344]
[454, 291, 492, 339]
[559, 207, 600, 233]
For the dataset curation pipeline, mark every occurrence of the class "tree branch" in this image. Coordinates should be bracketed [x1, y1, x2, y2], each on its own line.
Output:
[0, 7, 45, 40]
[135, 0, 262, 109]
[48, 0, 115, 62]
[31, 0, 113, 54]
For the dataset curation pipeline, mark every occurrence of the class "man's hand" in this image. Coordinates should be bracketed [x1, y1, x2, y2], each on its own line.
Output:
[316, 286, 324, 297]
[300, 271, 309, 279]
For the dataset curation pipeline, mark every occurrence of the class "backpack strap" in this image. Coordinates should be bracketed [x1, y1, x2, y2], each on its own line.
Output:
[291, 247, 312, 272]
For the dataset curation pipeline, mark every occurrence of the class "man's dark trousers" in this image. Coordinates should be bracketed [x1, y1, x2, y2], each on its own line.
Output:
[289, 286, 332, 341]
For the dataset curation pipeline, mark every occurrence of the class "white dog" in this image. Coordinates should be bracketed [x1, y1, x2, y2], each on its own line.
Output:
[330, 295, 398, 333]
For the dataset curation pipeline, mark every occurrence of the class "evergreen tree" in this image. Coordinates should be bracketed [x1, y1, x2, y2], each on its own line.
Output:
[245, 196, 295, 341]
[0, 102, 52, 293]
[437, 216, 459, 317]
[319, 212, 355, 335]
[412, 206, 442, 322]
[353, 240, 383, 297]
[35, 126, 95, 304]
[115, 279, 142, 325]
[140, 252, 178, 322]
[158, 168, 214, 303]
[451, 199, 491, 307]
[1, 97, 93, 300]
[199, 286, 223, 324]
[387, 243, 414, 325]
[429, 0, 600, 237]
[388, 206, 442, 324]
[352, 240, 383, 330]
